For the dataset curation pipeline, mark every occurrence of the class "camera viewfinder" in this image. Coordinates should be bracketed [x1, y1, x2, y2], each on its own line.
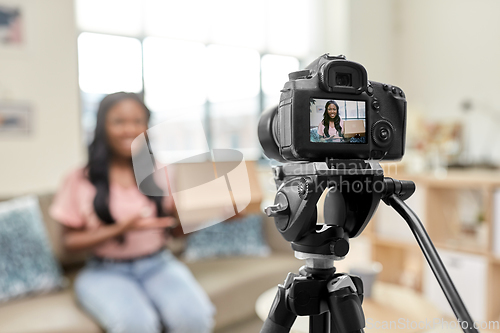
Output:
[335, 73, 352, 87]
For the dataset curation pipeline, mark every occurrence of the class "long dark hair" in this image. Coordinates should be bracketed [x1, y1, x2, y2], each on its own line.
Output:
[86, 92, 165, 226]
[322, 100, 342, 137]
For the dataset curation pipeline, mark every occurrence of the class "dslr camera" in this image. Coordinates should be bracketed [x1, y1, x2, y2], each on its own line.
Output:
[258, 54, 406, 162]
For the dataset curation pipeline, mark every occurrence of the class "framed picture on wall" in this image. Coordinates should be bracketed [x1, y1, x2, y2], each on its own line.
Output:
[0, 3, 23, 46]
[0, 101, 32, 135]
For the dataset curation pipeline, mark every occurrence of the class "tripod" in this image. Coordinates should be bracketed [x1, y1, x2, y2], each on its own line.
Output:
[260, 160, 479, 333]
[260, 253, 365, 333]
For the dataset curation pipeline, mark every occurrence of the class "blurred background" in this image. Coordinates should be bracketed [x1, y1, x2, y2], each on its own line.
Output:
[1, 0, 500, 332]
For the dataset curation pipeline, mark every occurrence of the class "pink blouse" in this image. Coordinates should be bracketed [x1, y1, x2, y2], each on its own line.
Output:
[318, 118, 344, 138]
[50, 168, 174, 259]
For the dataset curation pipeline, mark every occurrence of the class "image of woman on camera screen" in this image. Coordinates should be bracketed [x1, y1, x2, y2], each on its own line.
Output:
[49, 92, 215, 333]
[318, 100, 344, 141]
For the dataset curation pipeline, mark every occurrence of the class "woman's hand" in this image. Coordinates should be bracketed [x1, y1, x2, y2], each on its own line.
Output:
[119, 213, 144, 232]
[133, 217, 178, 230]
[63, 213, 143, 252]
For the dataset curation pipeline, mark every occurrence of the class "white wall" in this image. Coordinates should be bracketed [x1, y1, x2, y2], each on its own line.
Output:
[325, 0, 500, 164]
[0, 0, 83, 196]
[396, 0, 500, 163]
[323, 0, 398, 84]
[347, 0, 398, 85]
[396, 0, 500, 119]
[324, 0, 351, 60]
[331, 0, 500, 117]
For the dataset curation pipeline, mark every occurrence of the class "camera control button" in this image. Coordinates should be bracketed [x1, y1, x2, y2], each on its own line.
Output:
[383, 84, 389, 91]
[367, 86, 374, 96]
[380, 128, 389, 140]
[391, 86, 398, 94]
[330, 239, 349, 257]
[372, 120, 395, 148]
[372, 99, 380, 110]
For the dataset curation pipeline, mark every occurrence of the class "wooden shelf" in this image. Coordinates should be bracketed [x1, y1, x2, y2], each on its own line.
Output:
[372, 236, 416, 249]
[390, 170, 500, 188]
[373, 237, 489, 256]
[371, 236, 423, 290]
[490, 256, 500, 265]
[433, 241, 489, 256]
[371, 170, 500, 321]
[488, 261, 500, 321]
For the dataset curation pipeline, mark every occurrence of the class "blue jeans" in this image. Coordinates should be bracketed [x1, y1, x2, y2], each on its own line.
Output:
[74, 250, 215, 333]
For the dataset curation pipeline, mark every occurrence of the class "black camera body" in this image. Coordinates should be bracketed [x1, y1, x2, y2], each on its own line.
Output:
[258, 54, 407, 162]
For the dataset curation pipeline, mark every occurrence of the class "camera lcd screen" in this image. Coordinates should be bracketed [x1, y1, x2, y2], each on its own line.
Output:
[310, 98, 366, 143]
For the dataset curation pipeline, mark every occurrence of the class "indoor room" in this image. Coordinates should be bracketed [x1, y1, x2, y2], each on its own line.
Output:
[1, 0, 500, 332]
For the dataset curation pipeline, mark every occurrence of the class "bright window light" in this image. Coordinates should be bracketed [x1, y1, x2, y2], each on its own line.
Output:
[143, 0, 209, 42]
[211, 113, 261, 159]
[266, 0, 316, 57]
[211, 98, 259, 118]
[143, 37, 207, 114]
[209, 0, 266, 50]
[206, 45, 260, 103]
[210, 98, 260, 159]
[261, 54, 300, 95]
[75, 0, 143, 36]
[78, 33, 143, 94]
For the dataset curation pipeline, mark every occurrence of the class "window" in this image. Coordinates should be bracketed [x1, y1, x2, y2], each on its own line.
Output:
[143, 37, 207, 116]
[76, 0, 306, 159]
[261, 54, 300, 109]
[143, 0, 210, 42]
[78, 33, 143, 94]
[340, 100, 366, 120]
[75, 0, 143, 36]
[206, 45, 261, 103]
[78, 32, 143, 143]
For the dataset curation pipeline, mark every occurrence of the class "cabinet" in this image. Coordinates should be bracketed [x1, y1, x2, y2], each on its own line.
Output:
[423, 250, 487, 321]
[370, 169, 500, 321]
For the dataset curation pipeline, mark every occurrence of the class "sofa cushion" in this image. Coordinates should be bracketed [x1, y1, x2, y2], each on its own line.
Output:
[184, 214, 271, 261]
[0, 254, 301, 333]
[0, 290, 101, 333]
[186, 253, 301, 330]
[0, 196, 65, 303]
[37, 193, 89, 267]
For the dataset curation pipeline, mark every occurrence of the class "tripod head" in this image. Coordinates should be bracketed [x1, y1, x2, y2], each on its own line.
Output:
[264, 159, 413, 258]
[260, 160, 394, 333]
[261, 159, 478, 333]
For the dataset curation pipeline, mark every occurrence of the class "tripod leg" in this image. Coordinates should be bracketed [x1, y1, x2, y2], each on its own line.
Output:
[327, 276, 365, 333]
[310, 313, 330, 333]
[260, 285, 297, 333]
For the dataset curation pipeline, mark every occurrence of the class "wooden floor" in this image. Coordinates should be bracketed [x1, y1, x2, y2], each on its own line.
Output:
[215, 316, 264, 333]
[214, 316, 499, 333]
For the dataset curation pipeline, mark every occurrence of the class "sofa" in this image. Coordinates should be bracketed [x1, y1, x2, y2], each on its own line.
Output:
[0, 162, 302, 333]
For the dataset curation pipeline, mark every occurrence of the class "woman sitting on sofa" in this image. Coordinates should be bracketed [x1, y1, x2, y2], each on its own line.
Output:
[50, 92, 215, 333]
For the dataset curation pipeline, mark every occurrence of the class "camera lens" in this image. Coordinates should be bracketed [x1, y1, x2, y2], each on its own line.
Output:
[258, 105, 287, 162]
[335, 73, 352, 86]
